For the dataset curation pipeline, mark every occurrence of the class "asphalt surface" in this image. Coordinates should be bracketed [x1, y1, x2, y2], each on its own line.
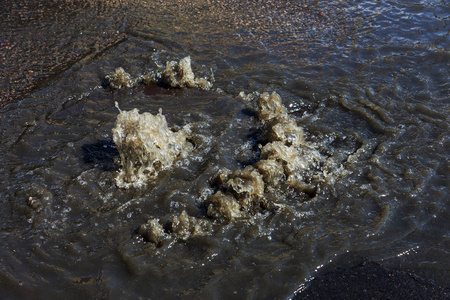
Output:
[295, 262, 449, 300]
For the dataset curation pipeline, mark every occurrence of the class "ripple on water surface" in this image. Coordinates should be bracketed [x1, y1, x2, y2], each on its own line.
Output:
[0, 0, 449, 298]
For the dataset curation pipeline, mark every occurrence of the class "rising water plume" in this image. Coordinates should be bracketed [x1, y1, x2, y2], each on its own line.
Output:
[105, 56, 213, 90]
[137, 91, 349, 244]
[112, 102, 191, 189]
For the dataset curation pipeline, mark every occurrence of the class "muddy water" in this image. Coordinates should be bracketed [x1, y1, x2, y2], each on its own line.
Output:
[1, 0, 449, 299]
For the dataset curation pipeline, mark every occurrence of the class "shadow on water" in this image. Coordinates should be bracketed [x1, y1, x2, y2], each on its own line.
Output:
[81, 139, 119, 171]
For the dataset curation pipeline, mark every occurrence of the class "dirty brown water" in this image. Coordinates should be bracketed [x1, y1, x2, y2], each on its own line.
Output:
[0, 0, 449, 299]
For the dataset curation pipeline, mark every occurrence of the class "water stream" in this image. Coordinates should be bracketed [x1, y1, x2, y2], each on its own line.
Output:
[0, 0, 448, 299]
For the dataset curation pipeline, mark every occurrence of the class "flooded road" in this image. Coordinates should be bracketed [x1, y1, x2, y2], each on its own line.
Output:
[0, 0, 449, 299]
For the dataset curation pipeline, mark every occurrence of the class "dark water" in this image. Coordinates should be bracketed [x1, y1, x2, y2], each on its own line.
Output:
[0, 0, 449, 299]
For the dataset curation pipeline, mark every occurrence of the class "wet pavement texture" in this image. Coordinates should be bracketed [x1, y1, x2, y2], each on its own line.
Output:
[298, 261, 449, 299]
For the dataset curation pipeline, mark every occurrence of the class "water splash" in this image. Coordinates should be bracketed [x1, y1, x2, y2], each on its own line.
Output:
[112, 102, 191, 189]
